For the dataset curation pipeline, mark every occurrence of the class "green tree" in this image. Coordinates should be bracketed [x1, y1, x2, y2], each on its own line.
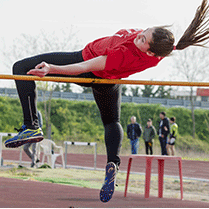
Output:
[62, 83, 72, 92]
[122, 85, 128, 96]
[130, 86, 140, 97]
[141, 85, 156, 97]
[82, 87, 92, 94]
[141, 85, 172, 98]
[155, 86, 172, 99]
[54, 84, 61, 92]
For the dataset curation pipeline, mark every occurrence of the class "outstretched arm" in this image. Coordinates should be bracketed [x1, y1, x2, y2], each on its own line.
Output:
[27, 55, 107, 77]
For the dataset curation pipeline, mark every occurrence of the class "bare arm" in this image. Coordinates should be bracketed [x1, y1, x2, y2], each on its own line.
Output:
[27, 55, 107, 77]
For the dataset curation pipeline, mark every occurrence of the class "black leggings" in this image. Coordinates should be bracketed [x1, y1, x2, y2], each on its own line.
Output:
[145, 142, 153, 155]
[13, 51, 123, 166]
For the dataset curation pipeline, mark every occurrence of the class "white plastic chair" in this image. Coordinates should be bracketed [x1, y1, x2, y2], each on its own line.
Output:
[39, 139, 64, 169]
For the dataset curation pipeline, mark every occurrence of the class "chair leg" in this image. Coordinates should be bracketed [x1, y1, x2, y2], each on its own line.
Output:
[124, 158, 133, 197]
[178, 159, 183, 200]
[42, 154, 45, 164]
[61, 153, 65, 168]
[47, 156, 49, 165]
[145, 158, 153, 198]
[158, 159, 165, 198]
[51, 155, 56, 169]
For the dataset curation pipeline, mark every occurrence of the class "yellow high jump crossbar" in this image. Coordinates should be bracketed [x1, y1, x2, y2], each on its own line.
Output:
[0, 74, 209, 87]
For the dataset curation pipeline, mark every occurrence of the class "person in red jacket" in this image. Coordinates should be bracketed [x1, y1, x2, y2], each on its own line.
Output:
[5, 0, 209, 203]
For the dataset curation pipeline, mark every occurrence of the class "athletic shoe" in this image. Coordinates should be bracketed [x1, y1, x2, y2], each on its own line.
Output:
[4, 125, 44, 148]
[100, 162, 117, 203]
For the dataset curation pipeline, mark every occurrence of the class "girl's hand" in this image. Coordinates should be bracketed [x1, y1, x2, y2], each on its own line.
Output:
[27, 62, 51, 77]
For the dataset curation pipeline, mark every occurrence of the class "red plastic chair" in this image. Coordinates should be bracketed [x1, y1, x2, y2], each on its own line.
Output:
[124, 155, 183, 200]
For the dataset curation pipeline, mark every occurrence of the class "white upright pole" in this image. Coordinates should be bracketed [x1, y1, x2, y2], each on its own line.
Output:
[94, 143, 97, 170]
[0, 135, 2, 167]
[65, 142, 67, 169]
[19, 147, 23, 165]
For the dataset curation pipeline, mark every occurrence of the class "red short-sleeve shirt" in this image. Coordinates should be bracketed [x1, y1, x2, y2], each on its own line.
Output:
[82, 29, 163, 79]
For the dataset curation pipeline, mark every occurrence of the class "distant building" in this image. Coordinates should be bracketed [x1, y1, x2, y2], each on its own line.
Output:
[170, 90, 196, 101]
[171, 89, 209, 102]
[196, 88, 209, 102]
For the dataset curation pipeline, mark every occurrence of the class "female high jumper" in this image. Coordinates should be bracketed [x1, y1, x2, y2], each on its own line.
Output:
[5, 0, 209, 203]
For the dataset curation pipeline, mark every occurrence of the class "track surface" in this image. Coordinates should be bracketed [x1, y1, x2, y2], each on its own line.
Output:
[2, 150, 209, 179]
[0, 177, 209, 208]
[1, 150, 209, 208]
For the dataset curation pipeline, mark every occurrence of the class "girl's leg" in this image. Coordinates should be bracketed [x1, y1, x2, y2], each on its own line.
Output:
[13, 51, 84, 129]
[92, 84, 123, 167]
[145, 142, 149, 155]
[171, 145, 175, 156]
[166, 144, 170, 156]
[93, 84, 123, 203]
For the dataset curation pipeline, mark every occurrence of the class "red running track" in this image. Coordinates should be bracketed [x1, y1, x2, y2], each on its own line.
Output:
[0, 177, 209, 208]
[1, 150, 209, 208]
[2, 150, 209, 180]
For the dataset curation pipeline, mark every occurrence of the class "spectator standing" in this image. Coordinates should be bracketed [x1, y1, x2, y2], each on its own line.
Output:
[23, 110, 43, 167]
[127, 116, 142, 154]
[143, 119, 156, 155]
[167, 117, 178, 156]
[158, 112, 170, 155]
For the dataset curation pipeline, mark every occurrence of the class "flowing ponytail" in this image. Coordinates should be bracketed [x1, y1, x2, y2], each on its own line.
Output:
[149, 0, 209, 57]
[176, 0, 209, 50]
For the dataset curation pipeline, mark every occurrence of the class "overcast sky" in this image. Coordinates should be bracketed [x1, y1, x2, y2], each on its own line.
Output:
[0, 0, 205, 89]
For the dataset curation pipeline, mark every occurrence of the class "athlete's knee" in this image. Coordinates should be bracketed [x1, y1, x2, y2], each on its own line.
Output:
[13, 57, 32, 75]
[104, 121, 124, 135]
[104, 121, 120, 128]
[102, 117, 120, 126]
[13, 60, 23, 75]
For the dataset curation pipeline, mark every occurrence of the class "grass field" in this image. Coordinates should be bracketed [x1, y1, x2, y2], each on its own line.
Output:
[0, 164, 209, 203]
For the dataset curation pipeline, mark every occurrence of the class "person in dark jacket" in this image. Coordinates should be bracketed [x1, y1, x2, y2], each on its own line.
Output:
[158, 112, 170, 155]
[127, 116, 142, 154]
[143, 119, 156, 155]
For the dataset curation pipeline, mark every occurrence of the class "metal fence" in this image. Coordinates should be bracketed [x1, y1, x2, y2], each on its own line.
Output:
[0, 87, 209, 109]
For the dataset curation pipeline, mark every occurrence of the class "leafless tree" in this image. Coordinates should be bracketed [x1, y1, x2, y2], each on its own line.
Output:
[172, 46, 209, 138]
[1, 26, 81, 68]
[1, 26, 82, 138]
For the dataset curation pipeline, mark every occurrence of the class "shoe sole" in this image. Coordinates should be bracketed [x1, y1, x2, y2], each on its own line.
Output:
[100, 162, 116, 203]
[5, 136, 44, 148]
